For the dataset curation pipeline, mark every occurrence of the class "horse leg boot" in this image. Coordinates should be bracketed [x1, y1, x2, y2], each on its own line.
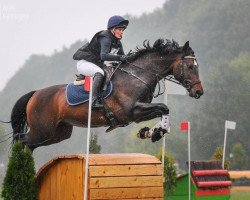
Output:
[92, 72, 104, 109]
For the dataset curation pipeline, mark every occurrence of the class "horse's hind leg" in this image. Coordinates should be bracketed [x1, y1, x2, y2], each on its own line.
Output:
[25, 122, 73, 151]
[53, 122, 73, 143]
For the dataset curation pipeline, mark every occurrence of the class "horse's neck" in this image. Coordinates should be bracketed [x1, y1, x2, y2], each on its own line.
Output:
[107, 53, 176, 103]
[132, 53, 174, 79]
[113, 59, 160, 102]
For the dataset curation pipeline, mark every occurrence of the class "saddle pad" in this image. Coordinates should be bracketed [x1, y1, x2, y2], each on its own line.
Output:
[66, 81, 113, 106]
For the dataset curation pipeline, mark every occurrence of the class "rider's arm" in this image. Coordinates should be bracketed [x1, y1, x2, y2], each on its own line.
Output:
[118, 43, 125, 55]
[99, 37, 123, 61]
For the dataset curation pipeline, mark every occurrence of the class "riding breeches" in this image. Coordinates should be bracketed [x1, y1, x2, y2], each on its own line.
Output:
[77, 59, 104, 77]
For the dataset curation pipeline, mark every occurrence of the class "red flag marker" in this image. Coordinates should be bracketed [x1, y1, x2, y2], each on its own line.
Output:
[180, 122, 189, 131]
[84, 76, 91, 91]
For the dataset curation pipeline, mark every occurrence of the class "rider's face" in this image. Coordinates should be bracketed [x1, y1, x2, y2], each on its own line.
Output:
[112, 28, 125, 39]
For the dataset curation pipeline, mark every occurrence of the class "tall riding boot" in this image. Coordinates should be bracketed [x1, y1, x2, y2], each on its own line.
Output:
[92, 72, 104, 109]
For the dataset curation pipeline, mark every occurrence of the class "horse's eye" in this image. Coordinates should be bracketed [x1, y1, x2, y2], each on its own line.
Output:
[188, 64, 194, 70]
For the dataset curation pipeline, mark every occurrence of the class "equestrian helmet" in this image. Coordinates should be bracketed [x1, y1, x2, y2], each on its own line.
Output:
[107, 15, 129, 29]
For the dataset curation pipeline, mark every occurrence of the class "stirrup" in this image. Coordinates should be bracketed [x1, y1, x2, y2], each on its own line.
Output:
[75, 74, 85, 81]
[92, 98, 104, 109]
[74, 74, 86, 85]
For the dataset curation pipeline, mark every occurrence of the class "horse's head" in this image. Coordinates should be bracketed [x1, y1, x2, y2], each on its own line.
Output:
[127, 39, 203, 99]
[172, 41, 204, 99]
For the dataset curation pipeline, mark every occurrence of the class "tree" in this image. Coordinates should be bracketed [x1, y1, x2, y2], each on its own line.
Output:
[210, 147, 230, 169]
[156, 148, 177, 197]
[0, 124, 6, 157]
[231, 51, 250, 82]
[89, 133, 101, 154]
[230, 143, 248, 170]
[1, 141, 37, 200]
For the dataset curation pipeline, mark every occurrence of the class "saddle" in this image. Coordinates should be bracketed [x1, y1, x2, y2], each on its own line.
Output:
[66, 65, 120, 131]
[66, 77, 112, 106]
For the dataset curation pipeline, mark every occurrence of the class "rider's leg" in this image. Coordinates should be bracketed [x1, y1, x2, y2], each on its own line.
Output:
[77, 59, 104, 77]
[92, 72, 105, 108]
[77, 60, 105, 108]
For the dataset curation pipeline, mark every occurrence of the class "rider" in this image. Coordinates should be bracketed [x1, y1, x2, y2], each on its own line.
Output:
[73, 15, 135, 109]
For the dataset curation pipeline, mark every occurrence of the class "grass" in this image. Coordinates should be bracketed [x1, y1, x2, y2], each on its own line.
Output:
[0, 186, 2, 200]
[230, 191, 250, 200]
[0, 185, 249, 200]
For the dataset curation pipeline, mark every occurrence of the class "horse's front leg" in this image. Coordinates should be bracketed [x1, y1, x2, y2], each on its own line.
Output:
[132, 102, 169, 123]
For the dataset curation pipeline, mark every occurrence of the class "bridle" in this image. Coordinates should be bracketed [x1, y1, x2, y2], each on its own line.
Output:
[108, 55, 200, 98]
[176, 55, 201, 92]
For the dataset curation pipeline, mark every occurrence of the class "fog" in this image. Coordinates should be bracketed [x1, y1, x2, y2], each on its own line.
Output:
[0, 0, 165, 90]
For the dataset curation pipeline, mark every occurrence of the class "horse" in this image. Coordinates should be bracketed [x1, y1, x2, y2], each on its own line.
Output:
[9, 39, 203, 151]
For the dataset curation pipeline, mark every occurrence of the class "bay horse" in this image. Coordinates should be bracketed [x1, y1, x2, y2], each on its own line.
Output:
[10, 39, 203, 151]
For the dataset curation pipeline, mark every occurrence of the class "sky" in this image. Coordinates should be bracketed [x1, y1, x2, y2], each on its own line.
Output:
[0, 0, 166, 91]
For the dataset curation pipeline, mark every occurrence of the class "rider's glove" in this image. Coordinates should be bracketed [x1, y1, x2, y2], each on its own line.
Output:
[119, 55, 128, 62]
[119, 53, 137, 62]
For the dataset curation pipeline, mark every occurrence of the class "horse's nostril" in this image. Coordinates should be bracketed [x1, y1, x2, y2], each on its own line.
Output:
[200, 89, 204, 95]
[196, 90, 202, 96]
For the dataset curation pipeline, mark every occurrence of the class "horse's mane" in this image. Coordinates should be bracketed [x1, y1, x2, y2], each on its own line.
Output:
[132, 39, 181, 58]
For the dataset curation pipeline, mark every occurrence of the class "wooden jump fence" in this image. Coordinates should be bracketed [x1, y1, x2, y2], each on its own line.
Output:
[36, 153, 164, 200]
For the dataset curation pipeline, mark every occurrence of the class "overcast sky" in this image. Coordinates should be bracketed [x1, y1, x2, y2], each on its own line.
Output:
[0, 0, 166, 91]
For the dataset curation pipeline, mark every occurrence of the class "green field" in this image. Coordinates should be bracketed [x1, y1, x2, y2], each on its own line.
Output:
[230, 192, 250, 200]
[0, 186, 2, 200]
[0, 186, 249, 200]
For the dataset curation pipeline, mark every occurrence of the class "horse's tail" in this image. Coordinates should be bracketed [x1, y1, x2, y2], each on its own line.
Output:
[11, 91, 36, 142]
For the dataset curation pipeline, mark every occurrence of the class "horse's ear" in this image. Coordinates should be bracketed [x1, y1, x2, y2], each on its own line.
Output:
[183, 41, 189, 52]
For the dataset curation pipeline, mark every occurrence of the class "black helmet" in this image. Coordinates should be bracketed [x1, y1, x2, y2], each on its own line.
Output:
[107, 15, 129, 29]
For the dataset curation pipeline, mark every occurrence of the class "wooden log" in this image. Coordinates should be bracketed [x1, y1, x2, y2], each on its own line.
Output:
[195, 188, 230, 196]
[89, 164, 162, 177]
[89, 176, 163, 188]
[197, 181, 232, 187]
[89, 187, 163, 199]
[88, 153, 161, 165]
[192, 170, 229, 176]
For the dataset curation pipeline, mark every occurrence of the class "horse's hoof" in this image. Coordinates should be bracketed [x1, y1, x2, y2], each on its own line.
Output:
[151, 127, 167, 142]
[137, 127, 150, 139]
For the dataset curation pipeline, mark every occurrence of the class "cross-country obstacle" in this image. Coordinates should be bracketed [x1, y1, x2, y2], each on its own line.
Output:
[36, 153, 164, 200]
[168, 161, 232, 200]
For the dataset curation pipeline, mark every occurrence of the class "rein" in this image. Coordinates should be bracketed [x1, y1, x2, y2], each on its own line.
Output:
[119, 61, 168, 98]
[107, 62, 158, 97]
[118, 66, 160, 97]
[107, 55, 200, 98]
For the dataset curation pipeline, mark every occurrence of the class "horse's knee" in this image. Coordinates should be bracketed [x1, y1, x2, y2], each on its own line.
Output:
[159, 103, 168, 109]
[158, 103, 169, 114]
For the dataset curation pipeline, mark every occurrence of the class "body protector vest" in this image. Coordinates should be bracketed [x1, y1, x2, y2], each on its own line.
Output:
[73, 30, 124, 67]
